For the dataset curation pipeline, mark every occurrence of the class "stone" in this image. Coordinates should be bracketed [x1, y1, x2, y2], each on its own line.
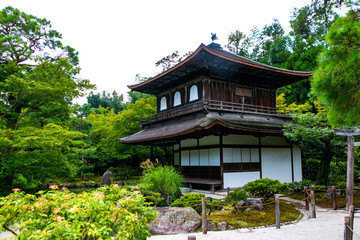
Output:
[150, 207, 201, 235]
[100, 171, 113, 186]
[115, 181, 124, 186]
[228, 224, 235, 230]
[217, 222, 227, 231]
[207, 220, 217, 231]
[245, 198, 265, 211]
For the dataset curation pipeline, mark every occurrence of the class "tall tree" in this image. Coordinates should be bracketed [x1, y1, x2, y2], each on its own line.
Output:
[311, 10, 360, 127]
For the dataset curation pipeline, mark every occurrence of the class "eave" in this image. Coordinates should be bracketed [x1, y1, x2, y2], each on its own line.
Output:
[128, 44, 313, 95]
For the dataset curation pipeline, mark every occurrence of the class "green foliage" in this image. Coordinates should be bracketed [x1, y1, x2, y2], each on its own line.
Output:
[0, 6, 78, 65]
[284, 113, 337, 185]
[87, 90, 125, 114]
[313, 185, 327, 190]
[107, 165, 135, 180]
[243, 178, 289, 201]
[142, 165, 184, 199]
[225, 188, 248, 211]
[86, 97, 156, 169]
[311, 10, 360, 127]
[0, 124, 92, 193]
[171, 193, 205, 214]
[288, 179, 311, 191]
[155, 51, 192, 72]
[0, 186, 158, 239]
[303, 159, 321, 181]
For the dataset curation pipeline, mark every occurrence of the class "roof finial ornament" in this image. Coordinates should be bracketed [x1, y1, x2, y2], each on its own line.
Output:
[211, 33, 218, 42]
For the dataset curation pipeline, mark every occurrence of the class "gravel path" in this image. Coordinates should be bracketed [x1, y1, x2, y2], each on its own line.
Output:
[149, 208, 360, 240]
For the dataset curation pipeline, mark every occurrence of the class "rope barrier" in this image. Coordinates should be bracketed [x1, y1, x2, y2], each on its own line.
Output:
[157, 204, 202, 212]
[206, 200, 276, 210]
[346, 224, 360, 240]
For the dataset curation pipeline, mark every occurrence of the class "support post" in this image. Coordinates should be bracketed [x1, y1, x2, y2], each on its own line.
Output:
[202, 198, 207, 234]
[344, 216, 351, 240]
[310, 190, 316, 218]
[349, 205, 355, 240]
[188, 236, 196, 240]
[275, 194, 281, 229]
[346, 136, 354, 211]
[332, 186, 337, 210]
[304, 186, 309, 210]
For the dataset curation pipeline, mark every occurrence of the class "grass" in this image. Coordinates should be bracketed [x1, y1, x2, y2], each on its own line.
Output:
[286, 190, 360, 209]
[207, 201, 301, 229]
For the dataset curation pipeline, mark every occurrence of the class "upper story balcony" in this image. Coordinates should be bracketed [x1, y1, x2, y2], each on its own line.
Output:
[142, 98, 293, 125]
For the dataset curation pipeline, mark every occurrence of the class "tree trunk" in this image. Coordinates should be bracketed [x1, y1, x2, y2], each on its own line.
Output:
[316, 142, 332, 185]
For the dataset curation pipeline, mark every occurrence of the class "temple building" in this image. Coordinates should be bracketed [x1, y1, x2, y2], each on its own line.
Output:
[120, 42, 312, 190]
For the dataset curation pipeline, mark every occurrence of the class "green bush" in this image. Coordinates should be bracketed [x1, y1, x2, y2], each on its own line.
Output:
[225, 188, 247, 211]
[313, 185, 327, 190]
[243, 178, 289, 201]
[108, 165, 135, 180]
[142, 165, 184, 199]
[0, 185, 158, 239]
[288, 179, 311, 192]
[171, 193, 205, 214]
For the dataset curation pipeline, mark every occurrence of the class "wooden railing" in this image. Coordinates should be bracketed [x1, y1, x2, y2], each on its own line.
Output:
[142, 99, 293, 124]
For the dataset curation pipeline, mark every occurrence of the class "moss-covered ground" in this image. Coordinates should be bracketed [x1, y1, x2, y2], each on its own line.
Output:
[286, 190, 360, 209]
[207, 201, 300, 229]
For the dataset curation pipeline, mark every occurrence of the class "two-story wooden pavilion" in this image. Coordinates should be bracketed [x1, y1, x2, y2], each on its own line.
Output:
[120, 42, 312, 190]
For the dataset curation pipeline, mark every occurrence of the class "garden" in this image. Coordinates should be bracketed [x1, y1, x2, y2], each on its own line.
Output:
[3, 159, 357, 239]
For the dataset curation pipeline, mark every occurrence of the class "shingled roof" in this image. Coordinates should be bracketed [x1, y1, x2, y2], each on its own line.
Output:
[128, 43, 312, 95]
[119, 112, 289, 145]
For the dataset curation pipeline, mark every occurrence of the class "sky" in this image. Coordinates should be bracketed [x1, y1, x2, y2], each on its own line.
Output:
[0, 0, 313, 104]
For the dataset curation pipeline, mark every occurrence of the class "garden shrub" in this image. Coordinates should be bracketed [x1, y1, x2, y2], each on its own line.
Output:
[313, 184, 327, 190]
[243, 178, 289, 201]
[171, 193, 205, 214]
[0, 185, 158, 240]
[142, 165, 184, 199]
[108, 164, 135, 180]
[225, 188, 247, 211]
[288, 179, 311, 191]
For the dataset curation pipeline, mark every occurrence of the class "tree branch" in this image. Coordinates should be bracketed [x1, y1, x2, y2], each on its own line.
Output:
[2, 216, 18, 236]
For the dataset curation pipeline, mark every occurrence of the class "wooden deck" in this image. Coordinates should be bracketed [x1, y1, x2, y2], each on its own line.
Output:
[184, 178, 223, 194]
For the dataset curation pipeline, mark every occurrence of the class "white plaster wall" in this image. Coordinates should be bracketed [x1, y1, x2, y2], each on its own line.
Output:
[293, 145, 303, 182]
[261, 148, 292, 183]
[261, 136, 290, 146]
[181, 139, 197, 148]
[199, 136, 219, 146]
[223, 135, 259, 145]
[181, 150, 189, 166]
[224, 172, 260, 188]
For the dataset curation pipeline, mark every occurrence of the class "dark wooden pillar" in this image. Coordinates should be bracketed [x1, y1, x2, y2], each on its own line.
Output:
[346, 136, 354, 210]
[258, 136, 262, 178]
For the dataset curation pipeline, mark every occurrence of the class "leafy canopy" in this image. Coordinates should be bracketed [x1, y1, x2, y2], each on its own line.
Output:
[311, 10, 360, 127]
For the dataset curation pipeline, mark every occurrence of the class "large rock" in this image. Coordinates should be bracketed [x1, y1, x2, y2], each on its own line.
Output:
[150, 207, 201, 234]
[207, 220, 217, 231]
[217, 222, 228, 231]
[245, 198, 265, 211]
[100, 171, 113, 186]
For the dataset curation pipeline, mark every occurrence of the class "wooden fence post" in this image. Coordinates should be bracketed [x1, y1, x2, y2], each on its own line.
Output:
[332, 186, 337, 210]
[349, 205, 355, 240]
[304, 186, 309, 210]
[202, 198, 207, 234]
[275, 194, 281, 229]
[344, 216, 351, 240]
[188, 235, 196, 240]
[310, 190, 316, 218]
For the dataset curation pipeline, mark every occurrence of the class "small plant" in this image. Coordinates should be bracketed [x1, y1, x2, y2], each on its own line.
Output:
[108, 165, 135, 180]
[206, 199, 223, 215]
[0, 185, 158, 239]
[313, 184, 327, 190]
[243, 178, 289, 201]
[142, 165, 184, 199]
[225, 188, 248, 211]
[288, 179, 311, 192]
[171, 193, 204, 214]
